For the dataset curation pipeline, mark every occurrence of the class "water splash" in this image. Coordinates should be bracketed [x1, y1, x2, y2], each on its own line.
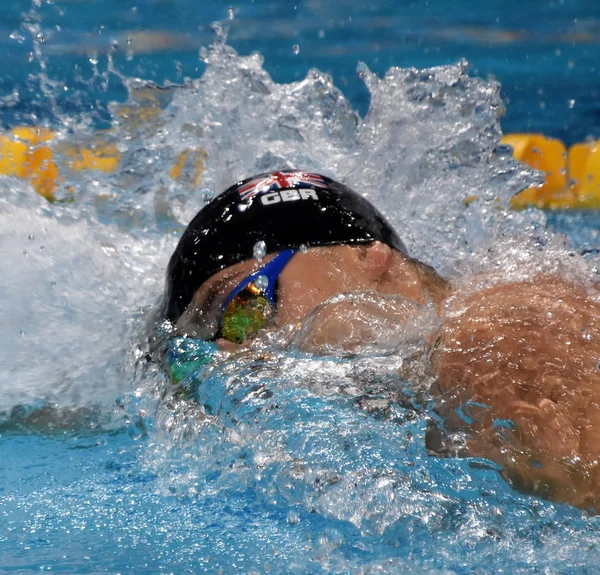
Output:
[102, 42, 542, 276]
[0, 182, 171, 418]
[4, 36, 600, 574]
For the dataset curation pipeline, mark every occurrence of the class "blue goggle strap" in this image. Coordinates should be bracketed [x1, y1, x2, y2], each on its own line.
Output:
[221, 249, 297, 310]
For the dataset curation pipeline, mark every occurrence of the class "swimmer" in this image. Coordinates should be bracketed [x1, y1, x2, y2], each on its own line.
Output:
[161, 170, 600, 512]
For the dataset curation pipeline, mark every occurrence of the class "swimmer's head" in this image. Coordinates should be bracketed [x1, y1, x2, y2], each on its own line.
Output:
[163, 171, 407, 323]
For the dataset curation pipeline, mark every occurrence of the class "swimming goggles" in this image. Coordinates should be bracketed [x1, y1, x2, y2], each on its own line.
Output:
[218, 249, 296, 343]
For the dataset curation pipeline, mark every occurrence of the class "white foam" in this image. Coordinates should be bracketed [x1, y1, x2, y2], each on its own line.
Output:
[0, 181, 173, 413]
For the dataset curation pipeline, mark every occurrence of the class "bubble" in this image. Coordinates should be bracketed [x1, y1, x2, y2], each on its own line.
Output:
[292, 44, 300, 55]
[299, 244, 308, 253]
[253, 241, 266, 261]
[568, 99, 576, 109]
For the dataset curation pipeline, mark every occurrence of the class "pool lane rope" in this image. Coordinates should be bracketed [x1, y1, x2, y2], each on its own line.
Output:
[0, 125, 206, 202]
[0, 126, 597, 210]
[502, 134, 600, 210]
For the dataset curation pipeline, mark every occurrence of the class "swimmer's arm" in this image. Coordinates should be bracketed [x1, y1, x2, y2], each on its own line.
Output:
[432, 275, 600, 510]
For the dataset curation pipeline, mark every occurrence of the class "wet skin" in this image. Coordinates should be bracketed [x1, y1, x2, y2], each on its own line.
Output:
[433, 278, 600, 510]
[176, 242, 600, 511]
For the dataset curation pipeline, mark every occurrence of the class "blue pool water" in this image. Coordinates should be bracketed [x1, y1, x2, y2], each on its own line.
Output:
[2, 0, 600, 142]
[3, 1, 600, 573]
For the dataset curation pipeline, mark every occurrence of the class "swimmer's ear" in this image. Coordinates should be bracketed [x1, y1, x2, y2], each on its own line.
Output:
[358, 241, 393, 281]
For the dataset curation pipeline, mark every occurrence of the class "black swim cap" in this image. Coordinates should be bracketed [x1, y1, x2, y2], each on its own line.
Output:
[163, 171, 406, 321]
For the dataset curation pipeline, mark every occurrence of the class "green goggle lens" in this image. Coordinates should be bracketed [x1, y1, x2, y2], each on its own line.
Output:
[220, 286, 273, 344]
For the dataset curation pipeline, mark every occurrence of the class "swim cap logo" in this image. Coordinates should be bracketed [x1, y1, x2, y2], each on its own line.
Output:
[236, 171, 327, 205]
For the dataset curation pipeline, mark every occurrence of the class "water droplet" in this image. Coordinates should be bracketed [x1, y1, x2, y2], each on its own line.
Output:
[228, 6, 235, 20]
[299, 244, 308, 254]
[254, 275, 268, 291]
[292, 44, 300, 55]
[356, 62, 368, 79]
[28, 234, 35, 240]
[568, 99, 576, 109]
[200, 188, 214, 204]
[318, 30, 325, 39]
[9, 31, 25, 42]
[287, 510, 300, 525]
[35, 32, 45, 43]
[253, 241, 266, 261]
